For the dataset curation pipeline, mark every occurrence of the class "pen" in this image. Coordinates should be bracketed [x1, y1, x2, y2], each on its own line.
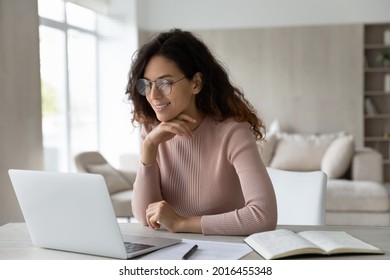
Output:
[182, 244, 198, 260]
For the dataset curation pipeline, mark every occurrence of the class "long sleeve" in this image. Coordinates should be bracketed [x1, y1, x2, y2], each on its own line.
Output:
[131, 126, 163, 224]
[199, 120, 277, 235]
[131, 116, 277, 235]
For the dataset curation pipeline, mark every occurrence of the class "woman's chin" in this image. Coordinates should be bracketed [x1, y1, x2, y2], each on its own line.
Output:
[156, 114, 174, 122]
[155, 109, 186, 122]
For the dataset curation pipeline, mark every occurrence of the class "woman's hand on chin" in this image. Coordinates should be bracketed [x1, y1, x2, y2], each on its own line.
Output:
[141, 113, 196, 165]
[147, 113, 197, 145]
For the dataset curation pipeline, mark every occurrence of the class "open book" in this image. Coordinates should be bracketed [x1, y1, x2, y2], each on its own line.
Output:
[244, 229, 383, 260]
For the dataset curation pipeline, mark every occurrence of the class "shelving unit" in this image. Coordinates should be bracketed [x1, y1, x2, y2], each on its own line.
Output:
[364, 23, 390, 182]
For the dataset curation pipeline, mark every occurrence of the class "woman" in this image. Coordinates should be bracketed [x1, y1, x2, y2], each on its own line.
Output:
[126, 29, 277, 235]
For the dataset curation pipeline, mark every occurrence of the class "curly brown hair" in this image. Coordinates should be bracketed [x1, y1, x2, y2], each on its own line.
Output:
[125, 29, 265, 141]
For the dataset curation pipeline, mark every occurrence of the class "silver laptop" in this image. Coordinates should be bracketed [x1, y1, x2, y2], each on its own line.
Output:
[8, 169, 180, 259]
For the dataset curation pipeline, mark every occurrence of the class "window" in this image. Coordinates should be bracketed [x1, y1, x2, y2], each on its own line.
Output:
[38, 0, 139, 172]
[38, 0, 65, 22]
[39, 25, 68, 171]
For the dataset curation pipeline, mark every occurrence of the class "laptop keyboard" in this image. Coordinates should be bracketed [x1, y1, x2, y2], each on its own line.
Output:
[124, 242, 155, 253]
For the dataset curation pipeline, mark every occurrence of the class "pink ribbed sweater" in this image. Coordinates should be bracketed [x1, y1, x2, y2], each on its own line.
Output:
[132, 116, 277, 235]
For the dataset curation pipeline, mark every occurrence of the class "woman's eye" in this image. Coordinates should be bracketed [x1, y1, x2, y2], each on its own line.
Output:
[159, 82, 170, 89]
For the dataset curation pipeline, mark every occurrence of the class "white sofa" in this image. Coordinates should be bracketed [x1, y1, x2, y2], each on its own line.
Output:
[259, 131, 390, 226]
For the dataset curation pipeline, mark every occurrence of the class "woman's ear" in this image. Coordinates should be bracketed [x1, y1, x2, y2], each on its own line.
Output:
[192, 72, 203, 94]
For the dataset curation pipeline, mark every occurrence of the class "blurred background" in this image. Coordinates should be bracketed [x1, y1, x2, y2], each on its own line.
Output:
[1, 0, 390, 224]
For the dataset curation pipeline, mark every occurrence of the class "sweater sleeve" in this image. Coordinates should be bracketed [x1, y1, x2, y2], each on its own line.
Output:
[131, 125, 164, 225]
[200, 123, 278, 235]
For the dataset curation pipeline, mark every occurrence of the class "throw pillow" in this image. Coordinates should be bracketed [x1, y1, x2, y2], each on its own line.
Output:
[86, 163, 130, 194]
[268, 119, 282, 134]
[270, 132, 345, 171]
[321, 135, 355, 179]
[257, 133, 277, 166]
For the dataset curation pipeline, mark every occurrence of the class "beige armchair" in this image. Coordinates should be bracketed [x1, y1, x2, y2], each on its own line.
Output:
[74, 151, 135, 218]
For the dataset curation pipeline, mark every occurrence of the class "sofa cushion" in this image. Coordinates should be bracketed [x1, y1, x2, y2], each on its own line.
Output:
[270, 132, 344, 171]
[327, 179, 390, 212]
[86, 163, 131, 194]
[321, 135, 355, 179]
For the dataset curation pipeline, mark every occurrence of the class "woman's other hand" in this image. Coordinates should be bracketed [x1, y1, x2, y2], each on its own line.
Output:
[145, 200, 202, 233]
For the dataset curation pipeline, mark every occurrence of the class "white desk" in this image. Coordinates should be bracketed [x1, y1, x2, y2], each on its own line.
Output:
[0, 223, 389, 260]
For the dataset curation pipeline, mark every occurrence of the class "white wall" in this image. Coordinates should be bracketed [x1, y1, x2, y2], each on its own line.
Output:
[197, 25, 363, 145]
[137, 0, 390, 30]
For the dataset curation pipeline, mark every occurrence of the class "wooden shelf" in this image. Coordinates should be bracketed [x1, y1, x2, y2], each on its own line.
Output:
[365, 137, 390, 142]
[364, 114, 390, 119]
[364, 44, 390, 49]
[364, 23, 390, 183]
[365, 68, 390, 73]
[364, 91, 390, 96]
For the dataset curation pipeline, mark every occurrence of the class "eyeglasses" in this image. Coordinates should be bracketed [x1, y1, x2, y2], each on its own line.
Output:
[136, 77, 186, 96]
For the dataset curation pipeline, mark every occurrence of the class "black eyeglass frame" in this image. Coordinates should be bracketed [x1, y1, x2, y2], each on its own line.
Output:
[136, 76, 187, 96]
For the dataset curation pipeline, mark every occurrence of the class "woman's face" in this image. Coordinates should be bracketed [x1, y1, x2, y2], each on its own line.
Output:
[143, 55, 201, 122]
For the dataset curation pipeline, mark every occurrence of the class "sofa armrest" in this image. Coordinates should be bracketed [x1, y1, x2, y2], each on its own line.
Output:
[351, 147, 383, 183]
[117, 169, 137, 189]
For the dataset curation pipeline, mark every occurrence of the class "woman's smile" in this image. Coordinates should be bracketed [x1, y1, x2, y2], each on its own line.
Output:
[153, 101, 171, 112]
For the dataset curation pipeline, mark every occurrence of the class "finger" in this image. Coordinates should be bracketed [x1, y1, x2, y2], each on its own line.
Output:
[146, 213, 160, 229]
[145, 207, 154, 228]
[146, 204, 161, 229]
[160, 121, 192, 138]
[150, 220, 161, 229]
[174, 115, 197, 136]
[176, 114, 197, 124]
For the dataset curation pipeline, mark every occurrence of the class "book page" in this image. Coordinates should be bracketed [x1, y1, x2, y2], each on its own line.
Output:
[298, 231, 382, 254]
[245, 229, 324, 259]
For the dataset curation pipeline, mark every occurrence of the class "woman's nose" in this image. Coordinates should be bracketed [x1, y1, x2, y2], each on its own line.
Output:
[149, 83, 163, 99]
